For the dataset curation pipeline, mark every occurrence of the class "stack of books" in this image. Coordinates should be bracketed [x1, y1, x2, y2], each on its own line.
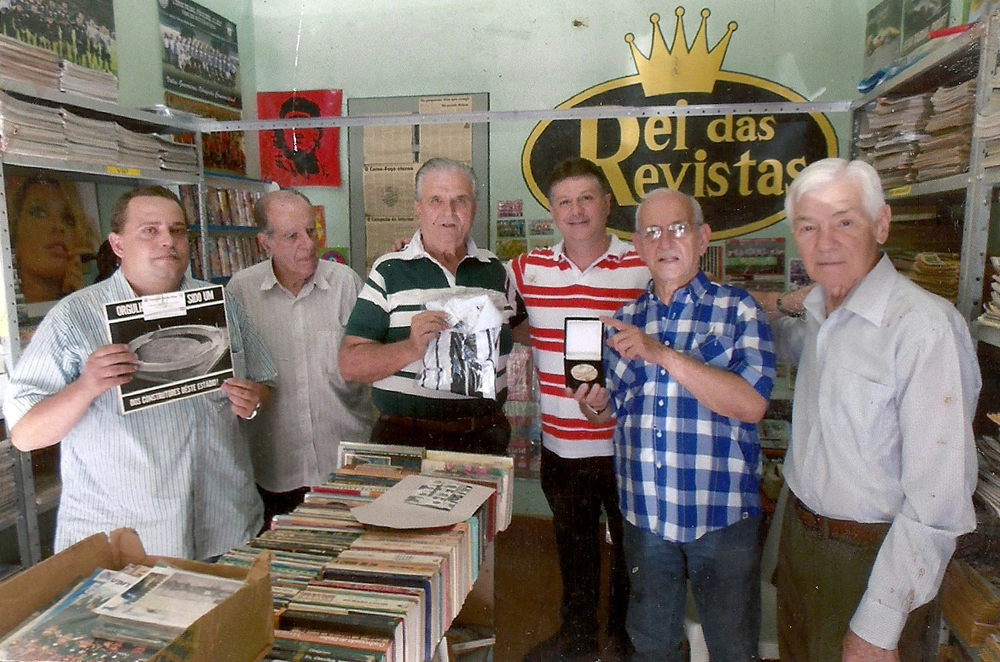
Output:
[855, 92, 931, 188]
[0, 34, 61, 90]
[914, 79, 975, 181]
[217, 447, 513, 662]
[59, 61, 118, 103]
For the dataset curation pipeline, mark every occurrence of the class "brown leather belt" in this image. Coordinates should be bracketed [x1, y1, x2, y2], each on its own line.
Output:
[792, 496, 890, 547]
[379, 409, 507, 434]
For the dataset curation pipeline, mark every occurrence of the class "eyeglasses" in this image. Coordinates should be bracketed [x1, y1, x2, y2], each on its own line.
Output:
[640, 222, 697, 242]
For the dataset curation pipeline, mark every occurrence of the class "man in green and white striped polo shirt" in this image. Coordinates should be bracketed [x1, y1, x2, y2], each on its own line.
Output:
[340, 158, 525, 456]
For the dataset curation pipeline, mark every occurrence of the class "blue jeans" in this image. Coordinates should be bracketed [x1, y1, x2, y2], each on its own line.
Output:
[623, 516, 762, 662]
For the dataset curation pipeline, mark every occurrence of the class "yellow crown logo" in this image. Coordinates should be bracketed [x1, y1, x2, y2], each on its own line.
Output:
[626, 8, 738, 96]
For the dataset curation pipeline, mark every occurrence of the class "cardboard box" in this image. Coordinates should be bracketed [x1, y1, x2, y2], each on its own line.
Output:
[0, 528, 274, 662]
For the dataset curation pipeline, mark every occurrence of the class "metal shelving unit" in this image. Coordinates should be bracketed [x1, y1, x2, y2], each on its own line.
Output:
[850, 15, 1000, 324]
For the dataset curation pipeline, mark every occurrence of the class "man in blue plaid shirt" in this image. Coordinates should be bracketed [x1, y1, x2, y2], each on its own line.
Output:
[573, 188, 776, 662]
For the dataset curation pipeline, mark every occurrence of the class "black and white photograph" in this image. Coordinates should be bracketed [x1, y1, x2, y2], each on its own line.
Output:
[105, 285, 233, 414]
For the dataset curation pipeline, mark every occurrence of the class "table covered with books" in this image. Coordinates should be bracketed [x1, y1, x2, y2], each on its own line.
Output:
[0, 444, 512, 662]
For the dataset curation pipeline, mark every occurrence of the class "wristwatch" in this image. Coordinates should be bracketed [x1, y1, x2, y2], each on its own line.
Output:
[776, 292, 804, 318]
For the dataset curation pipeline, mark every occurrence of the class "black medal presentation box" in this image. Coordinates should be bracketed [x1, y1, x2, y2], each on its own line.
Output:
[564, 317, 605, 391]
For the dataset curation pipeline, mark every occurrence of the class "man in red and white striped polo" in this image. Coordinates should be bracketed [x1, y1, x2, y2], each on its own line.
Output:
[510, 158, 649, 662]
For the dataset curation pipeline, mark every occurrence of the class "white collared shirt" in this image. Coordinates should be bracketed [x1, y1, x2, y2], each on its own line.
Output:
[228, 259, 374, 492]
[775, 254, 981, 649]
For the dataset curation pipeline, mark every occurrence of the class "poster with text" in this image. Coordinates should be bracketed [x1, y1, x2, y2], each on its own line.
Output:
[158, 0, 241, 109]
[0, 0, 117, 74]
[105, 285, 233, 414]
[258, 89, 343, 187]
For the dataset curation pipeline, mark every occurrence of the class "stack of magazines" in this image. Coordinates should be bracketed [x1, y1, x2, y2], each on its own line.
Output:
[212, 446, 514, 662]
[156, 136, 199, 173]
[976, 431, 1000, 521]
[115, 126, 162, 171]
[0, 563, 242, 661]
[59, 61, 118, 103]
[855, 92, 931, 188]
[914, 79, 975, 181]
[0, 34, 60, 90]
[0, 91, 66, 158]
[62, 109, 119, 165]
[905, 252, 960, 302]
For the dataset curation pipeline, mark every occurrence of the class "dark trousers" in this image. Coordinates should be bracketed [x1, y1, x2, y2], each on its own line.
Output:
[256, 484, 310, 533]
[540, 447, 629, 645]
[775, 492, 940, 661]
[371, 413, 511, 456]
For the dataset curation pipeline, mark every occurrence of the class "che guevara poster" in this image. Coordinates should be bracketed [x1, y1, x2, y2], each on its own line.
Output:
[258, 89, 343, 187]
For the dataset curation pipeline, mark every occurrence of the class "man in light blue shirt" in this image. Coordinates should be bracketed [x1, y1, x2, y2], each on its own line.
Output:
[4, 186, 277, 560]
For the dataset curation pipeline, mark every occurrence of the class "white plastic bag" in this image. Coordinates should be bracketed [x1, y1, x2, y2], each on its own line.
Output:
[418, 294, 502, 399]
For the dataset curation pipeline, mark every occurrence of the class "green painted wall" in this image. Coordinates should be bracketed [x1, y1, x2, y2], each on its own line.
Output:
[107, 0, 968, 253]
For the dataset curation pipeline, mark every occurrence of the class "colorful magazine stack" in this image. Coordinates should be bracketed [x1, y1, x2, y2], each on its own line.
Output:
[0, 563, 246, 661]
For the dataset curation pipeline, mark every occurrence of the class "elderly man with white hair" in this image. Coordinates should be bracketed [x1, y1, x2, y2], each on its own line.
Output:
[763, 157, 981, 662]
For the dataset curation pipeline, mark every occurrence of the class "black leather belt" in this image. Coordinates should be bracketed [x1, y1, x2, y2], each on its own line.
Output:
[379, 409, 507, 434]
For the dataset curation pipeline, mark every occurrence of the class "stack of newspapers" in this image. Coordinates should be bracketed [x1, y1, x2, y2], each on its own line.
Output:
[905, 252, 960, 302]
[855, 92, 931, 188]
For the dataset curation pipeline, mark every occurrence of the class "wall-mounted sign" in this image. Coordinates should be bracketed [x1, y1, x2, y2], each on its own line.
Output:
[522, 7, 838, 239]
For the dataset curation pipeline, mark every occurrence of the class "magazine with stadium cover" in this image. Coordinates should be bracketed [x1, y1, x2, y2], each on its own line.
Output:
[104, 285, 233, 414]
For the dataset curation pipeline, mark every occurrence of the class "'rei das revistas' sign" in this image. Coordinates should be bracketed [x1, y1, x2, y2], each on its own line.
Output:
[521, 7, 838, 239]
